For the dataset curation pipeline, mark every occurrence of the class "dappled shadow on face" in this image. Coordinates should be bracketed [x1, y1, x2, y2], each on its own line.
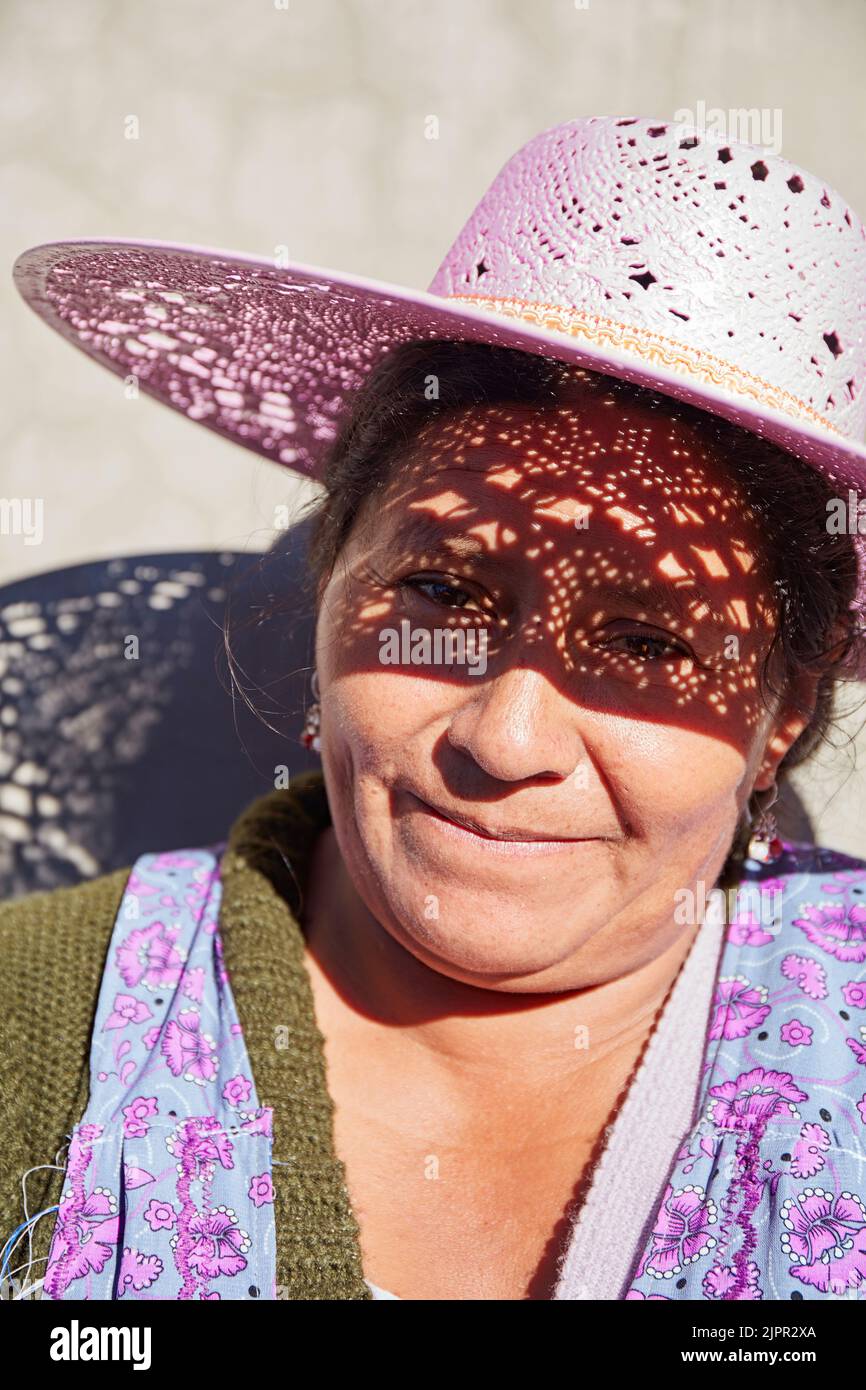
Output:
[319, 375, 786, 795]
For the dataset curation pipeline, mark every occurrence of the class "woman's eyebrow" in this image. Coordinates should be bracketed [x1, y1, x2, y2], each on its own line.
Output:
[588, 579, 728, 629]
[381, 513, 486, 558]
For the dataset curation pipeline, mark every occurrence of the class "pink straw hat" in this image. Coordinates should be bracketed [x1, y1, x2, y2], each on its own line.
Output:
[12, 114, 866, 652]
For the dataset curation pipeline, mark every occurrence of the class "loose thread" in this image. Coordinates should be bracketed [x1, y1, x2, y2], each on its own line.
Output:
[1, 1157, 67, 1294]
[1, 1208, 59, 1294]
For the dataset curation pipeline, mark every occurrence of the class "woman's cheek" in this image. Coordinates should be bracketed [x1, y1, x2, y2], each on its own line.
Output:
[602, 720, 750, 840]
[323, 668, 442, 765]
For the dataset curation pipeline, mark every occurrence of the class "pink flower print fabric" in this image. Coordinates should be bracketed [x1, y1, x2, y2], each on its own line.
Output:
[626, 843, 866, 1301]
[43, 848, 276, 1300]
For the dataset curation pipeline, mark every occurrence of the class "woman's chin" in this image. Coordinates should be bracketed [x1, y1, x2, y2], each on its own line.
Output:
[380, 888, 586, 983]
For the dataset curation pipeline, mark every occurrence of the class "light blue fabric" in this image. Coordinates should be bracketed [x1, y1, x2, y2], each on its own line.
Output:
[625, 843, 866, 1300]
[43, 845, 276, 1300]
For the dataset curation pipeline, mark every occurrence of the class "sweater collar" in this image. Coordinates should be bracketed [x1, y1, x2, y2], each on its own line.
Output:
[217, 769, 372, 1299]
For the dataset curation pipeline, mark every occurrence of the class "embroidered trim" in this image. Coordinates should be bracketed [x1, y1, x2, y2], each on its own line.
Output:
[443, 293, 839, 435]
[42, 1124, 114, 1300]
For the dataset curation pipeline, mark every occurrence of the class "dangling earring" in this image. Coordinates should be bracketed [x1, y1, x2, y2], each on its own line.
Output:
[300, 668, 321, 753]
[746, 783, 783, 864]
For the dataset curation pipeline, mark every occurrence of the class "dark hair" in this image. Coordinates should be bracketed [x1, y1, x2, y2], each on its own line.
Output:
[223, 339, 864, 868]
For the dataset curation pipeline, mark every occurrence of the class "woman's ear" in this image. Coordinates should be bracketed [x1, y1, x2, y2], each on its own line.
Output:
[752, 713, 809, 792]
[751, 667, 821, 792]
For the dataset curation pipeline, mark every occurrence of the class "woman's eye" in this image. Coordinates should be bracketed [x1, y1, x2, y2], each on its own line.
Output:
[598, 629, 691, 663]
[402, 576, 483, 611]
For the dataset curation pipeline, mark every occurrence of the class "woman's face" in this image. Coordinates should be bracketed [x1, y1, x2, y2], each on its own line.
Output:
[313, 383, 811, 991]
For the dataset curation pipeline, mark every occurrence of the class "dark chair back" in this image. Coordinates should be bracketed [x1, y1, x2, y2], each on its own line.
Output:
[0, 525, 318, 899]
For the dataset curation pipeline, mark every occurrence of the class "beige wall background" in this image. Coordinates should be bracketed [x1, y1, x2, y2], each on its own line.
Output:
[2, 0, 866, 851]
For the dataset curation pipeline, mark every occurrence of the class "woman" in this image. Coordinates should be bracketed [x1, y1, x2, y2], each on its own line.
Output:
[3, 116, 866, 1301]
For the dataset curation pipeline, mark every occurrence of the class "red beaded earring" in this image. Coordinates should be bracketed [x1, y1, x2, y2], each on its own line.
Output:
[300, 669, 321, 753]
[746, 783, 783, 864]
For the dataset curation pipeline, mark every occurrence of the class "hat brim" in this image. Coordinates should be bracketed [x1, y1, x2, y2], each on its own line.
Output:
[13, 236, 866, 670]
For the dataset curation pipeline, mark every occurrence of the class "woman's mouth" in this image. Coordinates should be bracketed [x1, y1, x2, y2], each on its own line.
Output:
[404, 791, 601, 858]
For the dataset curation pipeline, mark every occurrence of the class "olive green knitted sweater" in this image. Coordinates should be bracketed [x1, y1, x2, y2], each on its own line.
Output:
[0, 770, 373, 1299]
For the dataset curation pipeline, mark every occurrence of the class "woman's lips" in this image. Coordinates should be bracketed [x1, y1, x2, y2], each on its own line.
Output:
[406, 792, 600, 858]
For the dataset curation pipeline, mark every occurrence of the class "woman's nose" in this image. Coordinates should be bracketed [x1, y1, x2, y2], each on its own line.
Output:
[445, 664, 586, 784]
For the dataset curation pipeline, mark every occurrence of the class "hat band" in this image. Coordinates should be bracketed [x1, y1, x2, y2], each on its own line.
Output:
[443, 293, 839, 436]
